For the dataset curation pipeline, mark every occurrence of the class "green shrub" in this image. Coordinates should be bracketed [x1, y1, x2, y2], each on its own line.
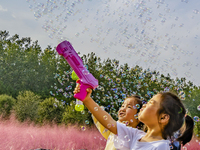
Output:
[37, 97, 65, 124]
[62, 102, 91, 125]
[0, 94, 16, 119]
[14, 91, 42, 122]
[194, 121, 200, 138]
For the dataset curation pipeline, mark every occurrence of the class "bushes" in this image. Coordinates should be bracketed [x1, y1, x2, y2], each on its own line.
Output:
[194, 121, 200, 138]
[37, 97, 65, 124]
[14, 91, 42, 122]
[62, 102, 91, 125]
[0, 94, 16, 119]
[0, 91, 92, 126]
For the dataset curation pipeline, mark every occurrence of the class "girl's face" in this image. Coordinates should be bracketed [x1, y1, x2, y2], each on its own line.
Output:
[118, 98, 139, 126]
[138, 94, 162, 127]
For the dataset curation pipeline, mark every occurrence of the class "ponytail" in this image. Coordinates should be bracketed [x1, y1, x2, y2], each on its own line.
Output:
[176, 115, 194, 146]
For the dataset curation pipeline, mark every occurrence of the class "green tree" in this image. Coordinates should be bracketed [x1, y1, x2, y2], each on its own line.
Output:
[0, 94, 16, 119]
[37, 97, 65, 124]
[52, 51, 199, 123]
[0, 30, 57, 99]
[14, 91, 42, 122]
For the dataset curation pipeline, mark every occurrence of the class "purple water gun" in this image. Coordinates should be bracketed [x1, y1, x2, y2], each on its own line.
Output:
[56, 40, 98, 101]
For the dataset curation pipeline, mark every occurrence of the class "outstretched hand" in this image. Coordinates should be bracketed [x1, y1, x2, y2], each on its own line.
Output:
[73, 82, 117, 135]
[73, 83, 92, 101]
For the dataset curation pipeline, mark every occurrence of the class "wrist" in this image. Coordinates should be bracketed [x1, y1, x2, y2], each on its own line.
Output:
[83, 97, 93, 104]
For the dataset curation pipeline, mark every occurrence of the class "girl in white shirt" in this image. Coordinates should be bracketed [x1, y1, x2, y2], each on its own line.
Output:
[92, 95, 145, 150]
[73, 85, 193, 150]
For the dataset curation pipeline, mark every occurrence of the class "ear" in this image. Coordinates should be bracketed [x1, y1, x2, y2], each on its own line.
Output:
[159, 114, 170, 125]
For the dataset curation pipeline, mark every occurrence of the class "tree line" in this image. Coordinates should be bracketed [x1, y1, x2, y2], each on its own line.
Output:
[0, 30, 199, 136]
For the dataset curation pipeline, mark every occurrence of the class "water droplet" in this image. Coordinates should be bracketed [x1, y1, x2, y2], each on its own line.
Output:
[124, 135, 130, 142]
[81, 126, 86, 131]
[182, 146, 187, 150]
[107, 123, 111, 128]
[134, 114, 138, 119]
[178, 90, 185, 100]
[82, 69, 89, 75]
[94, 107, 98, 111]
[197, 105, 200, 111]
[85, 120, 89, 124]
[103, 115, 108, 120]
[135, 104, 140, 109]
[193, 116, 199, 122]
[193, 9, 199, 14]
[116, 78, 121, 83]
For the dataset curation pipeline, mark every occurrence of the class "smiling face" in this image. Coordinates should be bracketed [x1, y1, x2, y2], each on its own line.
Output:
[118, 97, 139, 127]
[138, 94, 162, 127]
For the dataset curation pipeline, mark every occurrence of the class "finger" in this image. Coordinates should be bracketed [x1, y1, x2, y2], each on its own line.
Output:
[76, 83, 80, 87]
[86, 88, 92, 93]
[73, 91, 76, 94]
[75, 87, 80, 91]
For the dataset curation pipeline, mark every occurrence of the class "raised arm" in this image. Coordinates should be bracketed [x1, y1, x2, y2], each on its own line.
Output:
[74, 84, 117, 135]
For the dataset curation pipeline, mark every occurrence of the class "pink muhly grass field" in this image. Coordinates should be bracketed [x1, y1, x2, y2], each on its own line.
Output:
[182, 138, 200, 150]
[1, 115, 200, 150]
[0, 115, 106, 150]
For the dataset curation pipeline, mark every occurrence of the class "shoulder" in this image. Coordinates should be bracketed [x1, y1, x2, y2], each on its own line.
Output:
[117, 121, 145, 135]
[116, 121, 146, 146]
[153, 140, 170, 150]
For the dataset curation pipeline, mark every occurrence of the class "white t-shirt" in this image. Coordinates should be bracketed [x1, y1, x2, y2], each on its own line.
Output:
[114, 122, 170, 150]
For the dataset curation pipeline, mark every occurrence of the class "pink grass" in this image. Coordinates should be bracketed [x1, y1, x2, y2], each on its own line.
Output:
[0, 115, 106, 150]
[182, 138, 200, 150]
[1, 115, 200, 150]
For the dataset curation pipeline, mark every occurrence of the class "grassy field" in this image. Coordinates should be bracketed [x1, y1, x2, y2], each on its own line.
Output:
[0, 115, 106, 150]
[0, 115, 199, 150]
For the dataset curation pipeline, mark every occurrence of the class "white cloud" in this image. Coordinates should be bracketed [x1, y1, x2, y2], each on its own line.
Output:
[12, 14, 16, 18]
[0, 5, 7, 12]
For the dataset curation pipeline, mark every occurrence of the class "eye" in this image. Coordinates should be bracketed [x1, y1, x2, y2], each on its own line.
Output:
[149, 101, 154, 104]
[147, 101, 152, 104]
[128, 106, 132, 108]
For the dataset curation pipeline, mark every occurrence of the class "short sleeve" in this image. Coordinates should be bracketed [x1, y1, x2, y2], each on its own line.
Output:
[114, 122, 145, 149]
[92, 115, 110, 140]
[155, 141, 170, 150]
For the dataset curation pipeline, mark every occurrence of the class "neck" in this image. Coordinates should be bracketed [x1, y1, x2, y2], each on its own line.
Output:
[141, 126, 164, 142]
[119, 120, 139, 128]
[129, 121, 139, 128]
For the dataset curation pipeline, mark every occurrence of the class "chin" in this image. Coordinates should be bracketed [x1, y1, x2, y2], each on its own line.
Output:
[138, 116, 142, 122]
[118, 118, 125, 122]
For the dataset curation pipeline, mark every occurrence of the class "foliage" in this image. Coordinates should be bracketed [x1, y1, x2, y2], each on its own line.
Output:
[62, 102, 91, 125]
[52, 52, 195, 118]
[0, 94, 16, 119]
[52, 51, 200, 135]
[37, 97, 65, 124]
[0, 30, 57, 99]
[182, 88, 200, 117]
[14, 91, 42, 122]
[0, 30, 199, 135]
[194, 121, 200, 138]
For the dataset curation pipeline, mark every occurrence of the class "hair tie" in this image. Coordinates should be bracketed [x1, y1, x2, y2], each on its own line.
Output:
[178, 107, 183, 114]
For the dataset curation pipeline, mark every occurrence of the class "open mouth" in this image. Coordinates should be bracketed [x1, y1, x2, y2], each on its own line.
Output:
[119, 112, 125, 117]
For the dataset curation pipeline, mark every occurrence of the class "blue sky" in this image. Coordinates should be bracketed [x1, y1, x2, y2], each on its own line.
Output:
[0, 0, 200, 86]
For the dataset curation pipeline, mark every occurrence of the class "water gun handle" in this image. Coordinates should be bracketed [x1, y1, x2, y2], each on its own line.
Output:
[74, 80, 92, 101]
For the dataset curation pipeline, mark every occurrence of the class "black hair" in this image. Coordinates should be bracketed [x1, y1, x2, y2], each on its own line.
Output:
[158, 92, 194, 146]
[176, 115, 194, 146]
